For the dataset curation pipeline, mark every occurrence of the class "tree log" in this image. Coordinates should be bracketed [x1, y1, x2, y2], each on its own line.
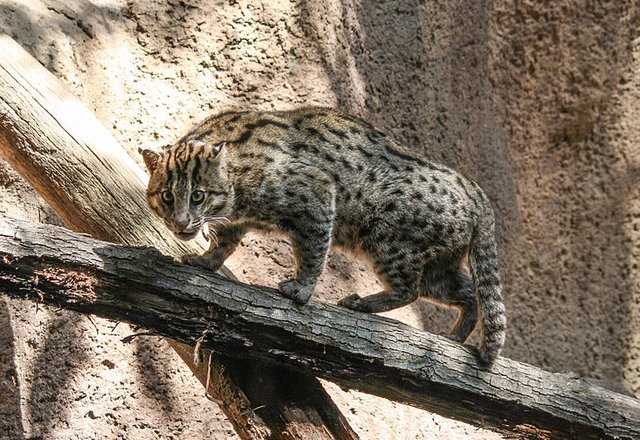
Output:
[0, 35, 357, 440]
[1, 216, 639, 440]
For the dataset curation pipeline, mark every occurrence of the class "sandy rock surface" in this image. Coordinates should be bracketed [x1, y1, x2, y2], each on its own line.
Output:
[1, 0, 639, 439]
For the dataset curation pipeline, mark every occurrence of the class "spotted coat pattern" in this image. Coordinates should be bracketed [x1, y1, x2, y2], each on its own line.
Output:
[141, 107, 506, 363]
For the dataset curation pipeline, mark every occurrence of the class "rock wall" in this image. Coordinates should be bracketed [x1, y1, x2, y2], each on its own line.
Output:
[0, 0, 638, 439]
[490, 0, 640, 391]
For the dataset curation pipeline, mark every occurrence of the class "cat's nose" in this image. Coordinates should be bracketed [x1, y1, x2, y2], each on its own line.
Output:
[174, 215, 190, 231]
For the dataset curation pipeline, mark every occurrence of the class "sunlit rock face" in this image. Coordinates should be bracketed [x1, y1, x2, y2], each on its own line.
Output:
[0, 1, 638, 439]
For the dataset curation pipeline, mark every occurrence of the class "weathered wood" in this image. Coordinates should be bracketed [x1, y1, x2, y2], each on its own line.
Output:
[1, 217, 639, 440]
[0, 35, 358, 440]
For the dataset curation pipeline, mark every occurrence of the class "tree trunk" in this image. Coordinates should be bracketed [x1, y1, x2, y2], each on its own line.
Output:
[0, 34, 357, 440]
[1, 216, 639, 440]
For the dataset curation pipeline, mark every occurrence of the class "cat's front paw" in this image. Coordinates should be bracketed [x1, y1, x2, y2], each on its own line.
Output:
[181, 253, 215, 270]
[278, 278, 314, 304]
[338, 294, 365, 310]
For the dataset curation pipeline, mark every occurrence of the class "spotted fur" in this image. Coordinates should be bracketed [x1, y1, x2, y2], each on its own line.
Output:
[141, 107, 506, 363]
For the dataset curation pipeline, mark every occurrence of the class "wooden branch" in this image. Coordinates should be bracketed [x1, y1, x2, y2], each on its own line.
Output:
[0, 35, 357, 440]
[1, 217, 639, 440]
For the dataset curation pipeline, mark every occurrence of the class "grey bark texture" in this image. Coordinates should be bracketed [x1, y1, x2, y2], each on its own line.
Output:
[1, 216, 639, 440]
[0, 34, 357, 440]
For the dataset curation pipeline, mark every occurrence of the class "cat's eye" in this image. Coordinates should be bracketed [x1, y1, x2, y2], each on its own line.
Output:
[191, 190, 205, 205]
[161, 190, 173, 204]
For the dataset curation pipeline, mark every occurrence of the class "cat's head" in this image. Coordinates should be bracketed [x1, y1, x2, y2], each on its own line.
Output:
[141, 140, 234, 241]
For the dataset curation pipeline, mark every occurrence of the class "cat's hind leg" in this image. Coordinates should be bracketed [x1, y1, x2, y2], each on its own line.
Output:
[339, 244, 422, 313]
[422, 258, 478, 343]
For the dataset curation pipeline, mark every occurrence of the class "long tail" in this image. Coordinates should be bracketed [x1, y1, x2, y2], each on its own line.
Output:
[469, 203, 506, 363]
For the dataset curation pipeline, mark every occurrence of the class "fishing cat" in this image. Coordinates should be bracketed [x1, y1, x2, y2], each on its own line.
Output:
[141, 107, 506, 363]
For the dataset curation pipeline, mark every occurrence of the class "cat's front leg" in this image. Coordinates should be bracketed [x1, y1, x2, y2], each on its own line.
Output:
[182, 224, 246, 272]
[279, 219, 334, 305]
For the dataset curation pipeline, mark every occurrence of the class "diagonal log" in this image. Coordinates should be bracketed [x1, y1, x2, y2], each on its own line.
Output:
[1, 216, 639, 440]
[0, 34, 357, 440]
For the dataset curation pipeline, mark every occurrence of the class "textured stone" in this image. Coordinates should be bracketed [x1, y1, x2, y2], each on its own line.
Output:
[0, 0, 638, 439]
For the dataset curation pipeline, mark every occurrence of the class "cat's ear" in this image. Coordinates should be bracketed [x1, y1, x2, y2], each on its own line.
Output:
[210, 142, 226, 157]
[187, 140, 226, 158]
[140, 149, 161, 173]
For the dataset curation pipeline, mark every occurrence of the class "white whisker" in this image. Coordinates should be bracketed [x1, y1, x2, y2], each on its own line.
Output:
[201, 223, 219, 245]
[203, 215, 230, 226]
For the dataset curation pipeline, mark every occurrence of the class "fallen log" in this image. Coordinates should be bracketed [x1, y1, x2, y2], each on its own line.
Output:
[1, 216, 639, 440]
[0, 34, 357, 440]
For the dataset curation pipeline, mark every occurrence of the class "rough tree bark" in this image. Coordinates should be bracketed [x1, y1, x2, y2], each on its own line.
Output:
[1, 216, 639, 440]
[0, 35, 358, 440]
